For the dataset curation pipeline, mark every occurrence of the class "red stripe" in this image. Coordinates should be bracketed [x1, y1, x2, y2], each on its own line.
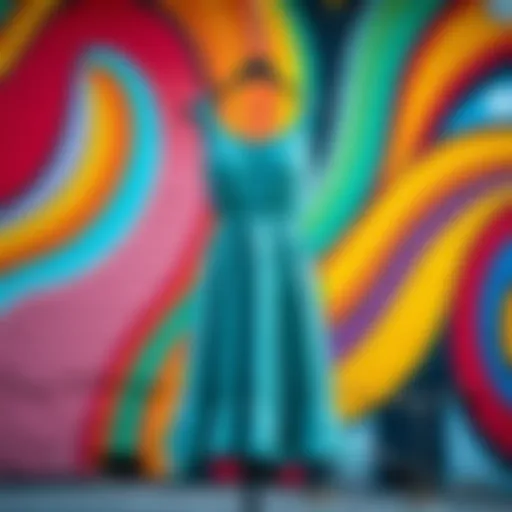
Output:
[452, 208, 512, 459]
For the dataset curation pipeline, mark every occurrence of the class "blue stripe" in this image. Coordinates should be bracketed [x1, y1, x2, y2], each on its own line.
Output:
[442, 71, 512, 136]
[0, 48, 163, 312]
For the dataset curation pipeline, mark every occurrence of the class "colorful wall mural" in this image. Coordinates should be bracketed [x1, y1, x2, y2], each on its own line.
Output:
[0, 0, 511, 486]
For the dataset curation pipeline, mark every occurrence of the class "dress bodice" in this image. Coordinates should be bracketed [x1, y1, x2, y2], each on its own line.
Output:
[196, 100, 311, 219]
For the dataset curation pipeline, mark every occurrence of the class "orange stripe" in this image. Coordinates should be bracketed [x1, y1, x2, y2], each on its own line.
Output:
[382, 2, 510, 180]
[160, 0, 250, 85]
[139, 342, 188, 477]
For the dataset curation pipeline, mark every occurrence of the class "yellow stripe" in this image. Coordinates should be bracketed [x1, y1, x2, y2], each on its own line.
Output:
[334, 189, 512, 420]
[0, 1, 61, 78]
[259, 0, 304, 129]
[0, 70, 123, 270]
[320, 131, 512, 321]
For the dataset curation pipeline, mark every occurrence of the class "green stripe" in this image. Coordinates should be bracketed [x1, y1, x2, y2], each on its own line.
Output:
[305, 0, 445, 255]
[108, 295, 196, 456]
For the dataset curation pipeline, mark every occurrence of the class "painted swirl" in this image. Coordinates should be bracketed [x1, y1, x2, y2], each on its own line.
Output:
[0, 0, 510, 479]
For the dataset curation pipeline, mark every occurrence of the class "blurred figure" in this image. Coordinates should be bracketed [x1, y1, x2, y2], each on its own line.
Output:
[171, 54, 337, 490]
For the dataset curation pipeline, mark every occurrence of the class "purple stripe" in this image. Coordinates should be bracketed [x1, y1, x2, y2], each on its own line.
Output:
[331, 171, 512, 358]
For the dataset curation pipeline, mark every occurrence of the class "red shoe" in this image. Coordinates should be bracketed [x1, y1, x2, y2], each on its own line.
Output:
[209, 457, 243, 485]
[278, 464, 307, 488]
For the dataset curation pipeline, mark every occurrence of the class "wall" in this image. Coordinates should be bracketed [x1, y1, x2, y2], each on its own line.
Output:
[0, 0, 511, 487]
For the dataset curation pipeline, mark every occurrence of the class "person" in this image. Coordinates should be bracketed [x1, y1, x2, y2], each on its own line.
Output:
[172, 55, 337, 489]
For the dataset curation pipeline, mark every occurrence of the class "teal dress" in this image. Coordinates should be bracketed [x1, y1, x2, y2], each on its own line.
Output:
[172, 101, 336, 478]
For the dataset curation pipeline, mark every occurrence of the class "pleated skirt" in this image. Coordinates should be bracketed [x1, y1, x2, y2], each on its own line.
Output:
[172, 216, 337, 477]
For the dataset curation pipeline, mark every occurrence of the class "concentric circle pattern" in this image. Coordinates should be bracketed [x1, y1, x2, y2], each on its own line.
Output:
[453, 210, 512, 461]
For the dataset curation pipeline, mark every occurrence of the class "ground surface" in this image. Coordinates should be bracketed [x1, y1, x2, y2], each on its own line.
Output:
[0, 482, 511, 512]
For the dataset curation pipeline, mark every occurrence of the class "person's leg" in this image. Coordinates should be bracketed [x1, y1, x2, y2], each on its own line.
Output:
[307, 462, 335, 488]
[245, 459, 276, 485]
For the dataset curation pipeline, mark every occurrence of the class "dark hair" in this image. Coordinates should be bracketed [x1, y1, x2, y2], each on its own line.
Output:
[237, 56, 281, 83]
[213, 56, 294, 101]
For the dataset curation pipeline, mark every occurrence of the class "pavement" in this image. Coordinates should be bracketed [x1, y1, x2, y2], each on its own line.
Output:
[0, 483, 511, 512]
